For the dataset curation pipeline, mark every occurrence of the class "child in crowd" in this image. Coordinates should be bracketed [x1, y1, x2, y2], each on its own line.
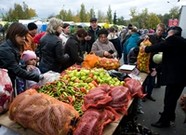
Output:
[21, 50, 41, 89]
[16, 50, 41, 95]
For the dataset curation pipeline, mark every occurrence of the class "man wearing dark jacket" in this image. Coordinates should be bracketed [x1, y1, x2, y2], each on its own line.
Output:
[85, 18, 101, 53]
[143, 26, 186, 128]
[143, 23, 166, 102]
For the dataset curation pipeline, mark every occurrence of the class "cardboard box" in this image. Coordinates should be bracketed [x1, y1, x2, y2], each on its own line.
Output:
[118, 64, 138, 74]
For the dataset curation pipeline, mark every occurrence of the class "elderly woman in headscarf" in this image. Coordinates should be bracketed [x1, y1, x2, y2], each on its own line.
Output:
[38, 17, 69, 73]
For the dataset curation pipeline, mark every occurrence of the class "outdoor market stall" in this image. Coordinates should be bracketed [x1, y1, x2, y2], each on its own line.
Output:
[0, 56, 147, 135]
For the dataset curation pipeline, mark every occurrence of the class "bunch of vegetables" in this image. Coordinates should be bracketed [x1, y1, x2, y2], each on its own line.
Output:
[137, 39, 152, 73]
[95, 57, 120, 70]
[38, 68, 124, 115]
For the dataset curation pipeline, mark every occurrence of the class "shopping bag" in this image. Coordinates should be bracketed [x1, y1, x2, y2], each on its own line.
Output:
[0, 68, 13, 114]
[39, 71, 61, 86]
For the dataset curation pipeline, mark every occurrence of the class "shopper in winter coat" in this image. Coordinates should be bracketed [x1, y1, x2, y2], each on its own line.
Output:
[123, 26, 140, 64]
[85, 18, 101, 53]
[91, 28, 117, 58]
[39, 18, 69, 73]
[142, 23, 166, 102]
[62, 28, 88, 70]
[0, 22, 44, 95]
[108, 27, 122, 59]
[142, 26, 186, 128]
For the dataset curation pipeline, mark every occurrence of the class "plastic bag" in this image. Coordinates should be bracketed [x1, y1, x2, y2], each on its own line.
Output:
[96, 57, 120, 70]
[0, 68, 13, 114]
[39, 71, 61, 86]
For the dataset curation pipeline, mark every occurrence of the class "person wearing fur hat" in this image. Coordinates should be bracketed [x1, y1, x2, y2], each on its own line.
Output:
[39, 17, 70, 73]
[24, 22, 38, 51]
[91, 28, 117, 58]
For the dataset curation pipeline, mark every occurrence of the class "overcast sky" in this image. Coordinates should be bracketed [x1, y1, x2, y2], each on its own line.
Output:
[0, 0, 186, 20]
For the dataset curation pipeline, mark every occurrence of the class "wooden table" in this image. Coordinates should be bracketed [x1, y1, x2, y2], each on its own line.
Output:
[103, 72, 148, 135]
[0, 113, 39, 135]
[0, 72, 148, 135]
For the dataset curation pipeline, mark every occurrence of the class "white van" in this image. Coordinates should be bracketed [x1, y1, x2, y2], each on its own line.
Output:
[179, 5, 186, 38]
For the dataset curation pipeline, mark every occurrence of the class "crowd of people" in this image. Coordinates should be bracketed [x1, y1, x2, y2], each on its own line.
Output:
[0, 16, 186, 129]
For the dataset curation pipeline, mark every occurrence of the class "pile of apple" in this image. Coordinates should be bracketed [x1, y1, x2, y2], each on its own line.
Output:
[38, 68, 124, 115]
[61, 68, 124, 91]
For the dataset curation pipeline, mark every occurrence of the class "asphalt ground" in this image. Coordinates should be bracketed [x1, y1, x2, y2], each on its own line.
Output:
[137, 86, 186, 135]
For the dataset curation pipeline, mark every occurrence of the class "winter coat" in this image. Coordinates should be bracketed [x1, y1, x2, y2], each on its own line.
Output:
[123, 32, 140, 55]
[62, 35, 84, 70]
[0, 40, 40, 85]
[86, 26, 101, 53]
[108, 33, 122, 59]
[39, 33, 69, 73]
[145, 35, 186, 85]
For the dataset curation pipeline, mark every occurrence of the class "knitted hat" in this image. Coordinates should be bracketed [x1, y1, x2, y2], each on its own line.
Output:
[27, 22, 38, 31]
[22, 50, 37, 62]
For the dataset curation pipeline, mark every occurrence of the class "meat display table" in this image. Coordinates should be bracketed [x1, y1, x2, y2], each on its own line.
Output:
[0, 72, 147, 135]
